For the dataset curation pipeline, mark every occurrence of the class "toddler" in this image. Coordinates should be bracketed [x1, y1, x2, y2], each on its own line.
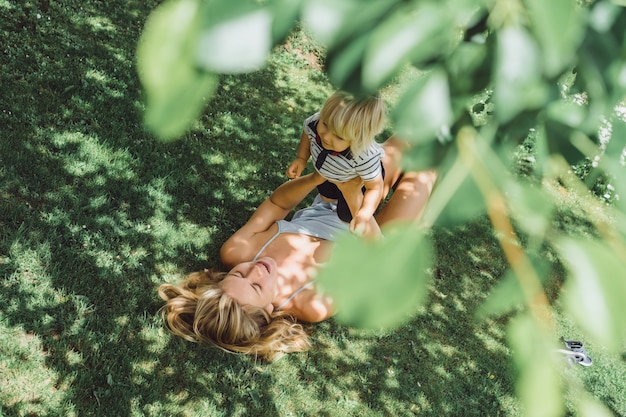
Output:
[286, 91, 386, 235]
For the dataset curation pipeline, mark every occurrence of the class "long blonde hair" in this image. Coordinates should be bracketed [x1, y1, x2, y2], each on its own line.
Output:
[319, 91, 386, 157]
[158, 269, 311, 361]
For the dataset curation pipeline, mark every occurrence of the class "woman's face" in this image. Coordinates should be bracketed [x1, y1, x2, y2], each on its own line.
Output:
[317, 120, 350, 152]
[220, 257, 278, 313]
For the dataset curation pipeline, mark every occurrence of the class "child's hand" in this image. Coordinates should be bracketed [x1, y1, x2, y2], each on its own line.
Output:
[350, 214, 370, 235]
[286, 158, 307, 179]
[350, 214, 382, 239]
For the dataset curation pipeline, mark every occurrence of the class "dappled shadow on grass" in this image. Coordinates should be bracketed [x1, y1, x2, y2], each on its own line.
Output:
[135, 341, 287, 416]
[0, 1, 327, 416]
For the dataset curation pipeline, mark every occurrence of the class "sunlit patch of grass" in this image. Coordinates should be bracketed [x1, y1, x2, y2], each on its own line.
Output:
[84, 16, 117, 33]
[0, 321, 76, 416]
[54, 134, 137, 180]
[5, 240, 60, 311]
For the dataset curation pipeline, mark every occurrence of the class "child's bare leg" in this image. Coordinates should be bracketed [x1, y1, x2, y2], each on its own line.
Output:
[319, 195, 338, 203]
[333, 177, 364, 217]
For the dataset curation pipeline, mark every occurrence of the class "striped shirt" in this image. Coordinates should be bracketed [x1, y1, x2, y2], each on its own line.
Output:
[303, 113, 384, 182]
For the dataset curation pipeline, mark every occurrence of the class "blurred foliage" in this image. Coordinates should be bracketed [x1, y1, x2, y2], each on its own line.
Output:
[137, 1, 626, 416]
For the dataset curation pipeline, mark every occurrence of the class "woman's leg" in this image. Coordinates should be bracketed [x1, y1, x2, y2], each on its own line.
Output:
[376, 170, 437, 227]
[379, 136, 407, 198]
[376, 137, 437, 227]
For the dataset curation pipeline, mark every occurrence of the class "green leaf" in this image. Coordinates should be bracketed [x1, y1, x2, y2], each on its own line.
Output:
[317, 225, 433, 329]
[476, 256, 550, 319]
[507, 313, 564, 417]
[362, 3, 453, 91]
[589, 0, 623, 33]
[269, 0, 302, 43]
[545, 100, 587, 128]
[303, 0, 398, 92]
[391, 69, 453, 145]
[195, 2, 273, 73]
[604, 121, 626, 215]
[526, 0, 584, 77]
[301, 0, 396, 49]
[555, 236, 626, 352]
[607, 58, 626, 105]
[446, 41, 491, 94]
[576, 392, 616, 417]
[435, 166, 487, 226]
[325, 32, 369, 92]
[301, 0, 350, 46]
[137, 0, 218, 140]
[505, 180, 554, 237]
[576, 30, 616, 121]
[402, 136, 451, 171]
[495, 109, 540, 147]
[542, 120, 587, 164]
[476, 269, 525, 319]
[494, 26, 548, 123]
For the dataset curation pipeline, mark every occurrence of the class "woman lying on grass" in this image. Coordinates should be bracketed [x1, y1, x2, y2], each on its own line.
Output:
[158, 137, 437, 361]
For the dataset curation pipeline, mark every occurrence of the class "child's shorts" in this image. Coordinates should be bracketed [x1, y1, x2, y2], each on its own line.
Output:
[316, 164, 385, 223]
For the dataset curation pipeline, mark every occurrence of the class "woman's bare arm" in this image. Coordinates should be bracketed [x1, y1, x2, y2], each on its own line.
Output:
[291, 288, 335, 322]
[220, 173, 322, 265]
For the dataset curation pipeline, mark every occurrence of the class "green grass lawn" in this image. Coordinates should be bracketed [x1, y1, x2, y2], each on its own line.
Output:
[1, 1, 625, 416]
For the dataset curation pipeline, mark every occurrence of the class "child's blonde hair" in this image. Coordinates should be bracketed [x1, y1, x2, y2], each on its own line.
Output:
[319, 91, 386, 157]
